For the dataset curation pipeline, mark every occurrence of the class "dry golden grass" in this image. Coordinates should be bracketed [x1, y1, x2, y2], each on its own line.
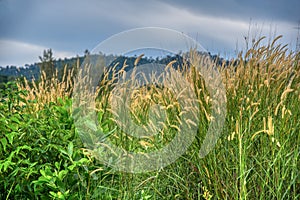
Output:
[17, 64, 75, 111]
[220, 35, 300, 147]
[17, 35, 300, 140]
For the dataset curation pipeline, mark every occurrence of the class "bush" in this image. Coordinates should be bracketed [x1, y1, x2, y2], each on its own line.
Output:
[0, 82, 93, 199]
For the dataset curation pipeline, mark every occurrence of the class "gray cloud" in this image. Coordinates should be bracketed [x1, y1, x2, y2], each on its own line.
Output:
[0, 0, 298, 66]
[0, 40, 74, 67]
[159, 0, 300, 22]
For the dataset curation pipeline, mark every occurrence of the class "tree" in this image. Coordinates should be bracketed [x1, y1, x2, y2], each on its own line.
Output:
[39, 49, 55, 80]
[84, 49, 90, 57]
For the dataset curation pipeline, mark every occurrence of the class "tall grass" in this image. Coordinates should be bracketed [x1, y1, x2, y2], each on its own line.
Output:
[17, 64, 75, 111]
[6, 36, 299, 199]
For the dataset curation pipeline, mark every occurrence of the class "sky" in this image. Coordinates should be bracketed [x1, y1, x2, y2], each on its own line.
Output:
[0, 0, 299, 67]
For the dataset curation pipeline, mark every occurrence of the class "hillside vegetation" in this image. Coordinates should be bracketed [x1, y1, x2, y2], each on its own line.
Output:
[0, 36, 299, 199]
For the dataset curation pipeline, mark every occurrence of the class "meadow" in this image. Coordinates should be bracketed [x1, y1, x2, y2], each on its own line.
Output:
[0, 36, 299, 199]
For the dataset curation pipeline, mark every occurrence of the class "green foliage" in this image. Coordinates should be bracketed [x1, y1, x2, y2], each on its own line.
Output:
[0, 82, 98, 199]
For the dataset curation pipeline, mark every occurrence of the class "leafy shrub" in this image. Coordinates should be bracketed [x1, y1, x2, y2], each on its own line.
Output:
[0, 82, 95, 199]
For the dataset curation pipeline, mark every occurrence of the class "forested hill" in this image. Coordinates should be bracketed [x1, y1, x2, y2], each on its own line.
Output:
[0, 52, 226, 84]
[0, 56, 84, 83]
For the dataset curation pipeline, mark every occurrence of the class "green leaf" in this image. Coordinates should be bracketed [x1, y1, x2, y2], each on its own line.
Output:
[58, 170, 68, 180]
[98, 126, 117, 141]
[40, 169, 46, 177]
[77, 158, 89, 164]
[67, 142, 73, 157]
[0, 137, 7, 152]
[55, 161, 61, 170]
[84, 119, 97, 131]
[49, 191, 59, 199]
[59, 148, 68, 156]
[7, 123, 18, 131]
[57, 97, 64, 105]
[6, 132, 15, 144]
[10, 116, 20, 124]
[67, 164, 76, 171]
[15, 145, 32, 154]
[3, 160, 14, 171]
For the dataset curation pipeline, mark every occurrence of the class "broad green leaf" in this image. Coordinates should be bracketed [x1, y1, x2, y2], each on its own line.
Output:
[68, 164, 76, 171]
[40, 169, 46, 177]
[46, 182, 58, 190]
[58, 170, 68, 180]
